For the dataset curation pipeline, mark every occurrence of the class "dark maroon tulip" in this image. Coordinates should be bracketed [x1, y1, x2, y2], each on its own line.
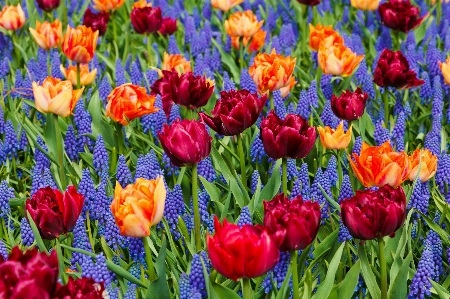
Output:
[260, 110, 316, 159]
[83, 8, 110, 36]
[26, 186, 85, 240]
[264, 194, 320, 251]
[331, 87, 368, 121]
[340, 185, 406, 240]
[54, 277, 106, 299]
[151, 70, 214, 117]
[199, 90, 267, 136]
[378, 0, 426, 33]
[159, 17, 177, 36]
[158, 119, 212, 167]
[296, 0, 321, 6]
[373, 49, 424, 89]
[130, 6, 162, 34]
[36, 0, 60, 11]
[0, 246, 59, 298]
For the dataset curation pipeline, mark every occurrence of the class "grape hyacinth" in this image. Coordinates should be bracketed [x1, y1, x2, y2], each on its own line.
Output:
[116, 155, 133, 187]
[237, 206, 252, 227]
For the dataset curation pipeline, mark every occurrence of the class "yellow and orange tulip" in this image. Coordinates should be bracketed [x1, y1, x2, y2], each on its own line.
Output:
[317, 122, 352, 150]
[133, 0, 152, 8]
[60, 64, 97, 86]
[408, 149, 438, 182]
[211, 0, 244, 11]
[62, 25, 99, 64]
[225, 10, 264, 38]
[160, 52, 192, 76]
[349, 141, 410, 188]
[29, 20, 63, 50]
[318, 42, 364, 77]
[32, 77, 84, 117]
[309, 24, 344, 52]
[439, 57, 450, 86]
[350, 0, 380, 10]
[0, 4, 26, 31]
[110, 177, 166, 238]
[231, 29, 267, 53]
[93, 0, 125, 12]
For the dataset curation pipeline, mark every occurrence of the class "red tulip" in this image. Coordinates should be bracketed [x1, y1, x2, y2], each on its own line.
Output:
[199, 89, 267, 136]
[83, 7, 110, 36]
[54, 277, 107, 299]
[151, 70, 214, 117]
[26, 186, 85, 240]
[206, 216, 280, 281]
[264, 194, 321, 251]
[296, 0, 321, 6]
[36, 0, 60, 11]
[260, 110, 316, 159]
[340, 185, 406, 240]
[331, 87, 368, 121]
[158, 119, 212, 167]
[373, 49, 424, 89]
[159, 17, 177, 36]
[378, 0, 426, 33]
[130, 6, 162, 34]
[0, 247, 59, 298]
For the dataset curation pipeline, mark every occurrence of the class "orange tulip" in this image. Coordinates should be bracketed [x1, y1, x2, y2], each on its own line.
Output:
[160, 52, 192, 77]
[309, 23, 344, 52]
[60, 64, 97, 86]
[110, 177, 166, 238]
[349, 141, 410, 188]
[29, 20, 62, 50]
[279, 76, 296, 98]
[248, 49, 296, 95]
[62, 25, 99, 64]
[350, 0, 381, 10]
[106, 83, 159, 126]
[133, 0, 152, 8]
[231, 29, 267, 52]
[32, 77, 84, 117]
[211, 0, 244, 11]
[93, 0, 125, 12]
[438, 57, 450, 86]
[225, 10, 264, 38]
[408, 149, 438, 182]
[318, 42, 364, 77]
[0, 4, 26, 31]
[317, 122, 352, 150]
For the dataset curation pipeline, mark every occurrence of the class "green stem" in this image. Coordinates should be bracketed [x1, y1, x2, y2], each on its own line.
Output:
[269, 94, 274, 110]
[53, 114, 66, 189]
[47, 50, 51, 76]
[301, 5, 309, 58]
[143, 236, 157, 282]
[85, 211, 94, 250]
[378, 237, 388, 299]
[239, 38, 244, 70]
[112, 11, 117, 42]
[241, 278, 252, 299]
[383, 87, 389, 127]
[291, 250, 299, 299]
[192, 163, 202, 251]
[115, 122, 124, 155]
[282, 157, 288, 195]
[76, 63, 81, 90]
[147, 34, 153, 67]
[237, 134, 247, 189]
[346, 242, 353, 268]
[336, 150, 343, 189]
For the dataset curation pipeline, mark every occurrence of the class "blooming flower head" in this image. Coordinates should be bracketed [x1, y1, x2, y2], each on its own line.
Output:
[408, 148, 438, 182]
[160, 52, 192, 77]
[378, 0, 426, 33]
[131, 5, 162, 34]
[0, 4, 26, 31]
[225, 10, 264, 38]
[317, 122, 353, 150]
[36, 0, 61, 11]
[60, 64, 97, 86]
[331, 87, 368, 121]
[159, 17, 177, 36]
[309, 23, 344, 52]
[318, 42, 364, 77]
[62, 25, 99, 64]
[438, 57, 450, 86]
[83, 7, 110, 36]
[231, 29, 267, 53]
[29, 19, 63, 50]
[54, 277, 107, 299]
[93, 0, 125, 12]
[133, 0, 152, 8]
[211, 0, 244, 11]
[351, 0, 381, 10]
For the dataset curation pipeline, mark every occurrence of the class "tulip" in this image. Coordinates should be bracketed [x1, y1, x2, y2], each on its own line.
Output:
[318, 122, 352, 150]
[36, 0, 60, 11]
[231, 29, 267, 53]
[309, 24, 344, 52]
[279, 76, 297, 98]
[373, 49, 424, 89]
[29, 20, 63, 51]
[248, 49, 296, 96]
[408, 148, 438, 182]
[318, 42, 364, 77]
[62, 25, 99, 64]
[206, 216, 280, 281]
[160, 52, 191, 77]
[260, 111, 316, 159]
[60, 64, 97, 86]
[0, 4, 26, 31]
[211, 0, 244, 11]
[225, 11, 264, 38]
[110, 177, 166, 238]
[83, 7, 110, 36]
[264, 194, 321, 251]
[199, 89, 267, 136]
[349, 141, 410, 188]
[159, 17, 177, 36]
[438, 57, 450, 86]
[54, 277, 107, 299]
[0, 247, 59, 298]
[92, 0, 125, 12]
[133, 0, 152, 8]
[32, 77, 84, 117]
[131, 6, 162, 34]
[26, 186, 85, 240]
[296, 0, 321, 6]
[331, 87, 368, 121]
[158, 119, 212, 167]
[151, 70, 214, 117]
[340, 184, 406, 240]
[106, 83, 159, 126]
[378, 0, 426, 33]
[351, 0, 380, 10]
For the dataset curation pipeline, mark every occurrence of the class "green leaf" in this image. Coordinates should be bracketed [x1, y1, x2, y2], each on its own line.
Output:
[417, 211, 450, 246]
[312, 243, 345, 299]
[318, 184, 340, 212]
[146, 236, 170, 299]
[201, 261, 220, 299]
[211, 39, 240, 84]
[258, 159, 282, 210]
[388, 251, 412, 299]
[26, 211, 47, 253]
[88, 91, 115, 147]
[301, 269, 313, 299]
[337, 260, 361, 299]
[44, 113, 58, 161]
[359, 244, 381, 299]
[229, 178, 245, 208]
[312, 230, 339, 260]
[430, 279, 450, 299]
[199, 176, 221, 204]
[212, 283, 242, 299]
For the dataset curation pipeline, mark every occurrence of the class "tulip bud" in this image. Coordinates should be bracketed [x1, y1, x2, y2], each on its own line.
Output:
[29, 19, 63, 51]
[159, 17, 177, 36]
[83, 7, 110, 36]
[0, 4, 26, 31]
[331, 88, 368, 121]
[318, 122, 353, 150]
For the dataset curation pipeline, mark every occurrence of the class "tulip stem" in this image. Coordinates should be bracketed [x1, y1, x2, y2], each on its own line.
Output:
[147, 34, 153, 67]
[192, 163, 202, 251]
[237, 134, 247, 190]
[378, 237, 388, 299]
[112, 11, 118, 42]
[336, 150, 343, 189]
[53, 114, 66, 189]
[76, 63, 81, 90]
[383, 87, 389, 128]
[301, 5, 309, 59]
[282, 157, 288, 195]
[47, 50, 51, 76]
[143, 236, 157, 282]
[241, 278, 252, 299]
[115, 122, 124, 155]
[291, 250, 299, 299]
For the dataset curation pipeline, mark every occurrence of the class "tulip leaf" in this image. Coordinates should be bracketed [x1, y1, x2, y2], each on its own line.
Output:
[318, 184, 340, 212]
[337, 260, 361, 299]
[429, 279, 450, 299]
[26, 210, 48, 254]
[417, 211, 450, 247]
[146, 236, 170, 299]
[96, 52, 116, 72]
[359, 244, 381, 299]
[312, 242, 345, 299]
[301, 269, 313, 299]
[199, 175, 221, 206]
[88, 92, 116, 147]
[312, 230, 338, 261]
[211, 39, 240, 84]
[258, 159, 282, 208]
[201, 259, 220, 299]
[44, 113, 58, 162]
[212, 283, 242, 299]
[387, 251, 412, 299]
